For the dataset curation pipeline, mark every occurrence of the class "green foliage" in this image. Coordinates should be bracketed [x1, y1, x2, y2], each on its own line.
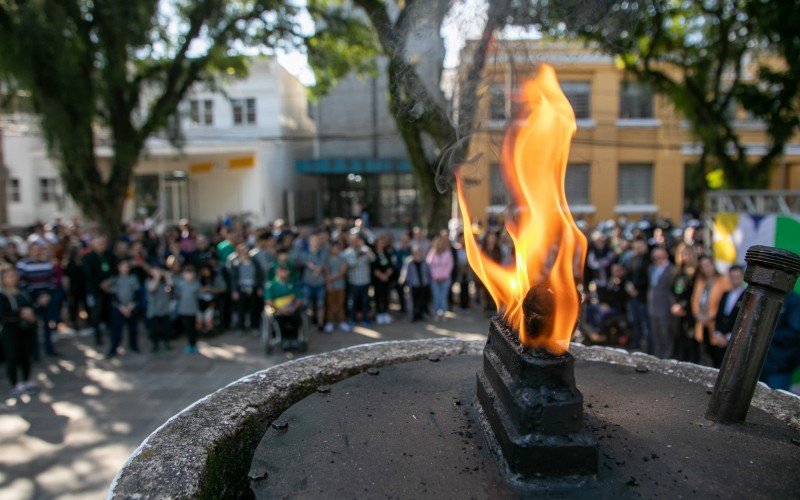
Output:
[305, 0, 380, 99]
[534, 0, 800, 191]
[0, 0, 298, 234]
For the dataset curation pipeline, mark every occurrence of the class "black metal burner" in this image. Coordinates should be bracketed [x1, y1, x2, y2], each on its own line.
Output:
[477, 317, 598, 477]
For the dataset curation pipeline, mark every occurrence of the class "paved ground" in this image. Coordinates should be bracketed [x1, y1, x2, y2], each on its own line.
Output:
[3, 309, 798, 499]
[0, 310, 487, 500]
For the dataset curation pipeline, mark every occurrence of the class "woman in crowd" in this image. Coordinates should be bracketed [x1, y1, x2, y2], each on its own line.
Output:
[670, 244, 699, 363]
[427, 236, 454, 322]
[371, 235, 395, 325]
[691, 255, 730, 367]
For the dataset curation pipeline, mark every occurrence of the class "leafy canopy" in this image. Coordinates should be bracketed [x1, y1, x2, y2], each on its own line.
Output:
[534, 0, 800, 189]
[0, 0, 299, 232]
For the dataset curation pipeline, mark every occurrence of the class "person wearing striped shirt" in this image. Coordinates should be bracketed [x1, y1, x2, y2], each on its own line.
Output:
[16, 243, 59, 357]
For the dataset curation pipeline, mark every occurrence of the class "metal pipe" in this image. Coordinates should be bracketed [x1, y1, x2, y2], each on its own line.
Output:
[706, 245, 800, 425]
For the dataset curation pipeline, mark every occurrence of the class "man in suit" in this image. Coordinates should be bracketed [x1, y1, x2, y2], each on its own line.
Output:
[647, 246, 675, 359]
[625, 237, 651, 350]
[712, 265, 747, 363]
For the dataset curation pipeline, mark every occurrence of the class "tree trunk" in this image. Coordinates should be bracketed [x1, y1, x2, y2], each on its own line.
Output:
[95, 191, 126, 239]
[425, 183, 451, 236]
[59, 147, 133, 238]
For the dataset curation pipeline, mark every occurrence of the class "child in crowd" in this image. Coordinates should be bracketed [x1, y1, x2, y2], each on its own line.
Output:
[198, 264, 226, 335]
[107, 260, 141, 358]
[323, 240, 348, 332]
[174, 265, 201, 353]
[400, 246, 431, 322]
[146, 267, 173, 352]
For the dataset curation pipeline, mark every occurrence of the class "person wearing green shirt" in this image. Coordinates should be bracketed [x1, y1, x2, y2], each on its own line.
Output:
[216, 228, 236, 263]
[265, 265, 302, 350]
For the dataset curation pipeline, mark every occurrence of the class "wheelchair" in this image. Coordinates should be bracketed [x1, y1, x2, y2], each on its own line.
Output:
[261, 306, 310, 355]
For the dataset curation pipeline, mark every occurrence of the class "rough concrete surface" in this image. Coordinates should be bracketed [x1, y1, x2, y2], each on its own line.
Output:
[251, 356, 800, 499]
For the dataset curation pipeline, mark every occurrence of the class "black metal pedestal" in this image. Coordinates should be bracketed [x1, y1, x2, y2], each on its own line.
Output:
[477, 317, 598, 477]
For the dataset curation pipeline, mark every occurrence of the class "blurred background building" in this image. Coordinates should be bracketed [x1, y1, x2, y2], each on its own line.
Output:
[1, 57, 314, 228]
[458, 40, 800, 225]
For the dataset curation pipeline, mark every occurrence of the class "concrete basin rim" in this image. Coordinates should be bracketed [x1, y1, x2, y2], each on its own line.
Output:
[107, 337, 482, 499]
[108, 339, 800, 498]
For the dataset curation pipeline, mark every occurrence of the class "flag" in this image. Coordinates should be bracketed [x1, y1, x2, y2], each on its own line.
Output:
[712, 213, 800, 293]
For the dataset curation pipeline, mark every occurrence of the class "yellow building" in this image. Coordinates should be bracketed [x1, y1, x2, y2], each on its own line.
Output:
[458, 40, 800, 224]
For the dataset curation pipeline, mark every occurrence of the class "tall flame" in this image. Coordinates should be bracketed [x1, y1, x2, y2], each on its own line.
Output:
[456, 64, 587, 355]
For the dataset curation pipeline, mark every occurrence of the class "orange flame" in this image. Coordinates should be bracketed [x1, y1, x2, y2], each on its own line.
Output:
[456, 64, 587, 354]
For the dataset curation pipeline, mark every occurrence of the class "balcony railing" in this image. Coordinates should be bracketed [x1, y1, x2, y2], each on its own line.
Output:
[705, 190, 800, 215]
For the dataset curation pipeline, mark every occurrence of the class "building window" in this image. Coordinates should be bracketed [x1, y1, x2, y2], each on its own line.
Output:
[617, 163, 653, 205]
[565, 164, 590, 205]
[561, 81, 591, 119]
[39, 177, 58, 203]
[7, 177, 20, 203]
[190, 99, 214, 126]
[490, 163, 510, 205]
[232, 97, 256, 126]
[489, 84, 507, 121]
[619, 82, 653, 119]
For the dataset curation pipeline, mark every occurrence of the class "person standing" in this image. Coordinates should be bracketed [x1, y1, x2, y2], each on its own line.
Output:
[691, 256, 731, 367]
[761, 291, 800, 390]
[174, 265, 201, 354]
[427, 236, 454, 322]
[0, 267, 38, 397]
[453, 233, 471, 310]
[252, 231, 277, 281]
[323, 241, 348, 332]
[229, 243, 263, 334]
[670, 244, 699, 363]
[400, 246, 432, 322]
[625, 238, 651, 351]
[64, 244, 88, 331]
[300, 233, 328, 330]
[712, 265, 747, 353]
[84, 235, 114, 346]
[393, 232, 412, 313]
[16, 243, 59, 357]
[585, 232, 616, 289]
[342, 233, 375, 326]
[371, 235, 395, 325]
[647, 247, 675, 359]
[107, 260, 141, 358]
[145, 267, 173, 352]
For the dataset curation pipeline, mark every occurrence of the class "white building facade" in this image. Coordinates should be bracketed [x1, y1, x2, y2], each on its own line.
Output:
[1, 57, 314, 228]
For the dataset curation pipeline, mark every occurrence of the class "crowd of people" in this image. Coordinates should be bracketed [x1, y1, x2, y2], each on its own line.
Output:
[0, 213, 798, 398]
[579, 219, 800, 391]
